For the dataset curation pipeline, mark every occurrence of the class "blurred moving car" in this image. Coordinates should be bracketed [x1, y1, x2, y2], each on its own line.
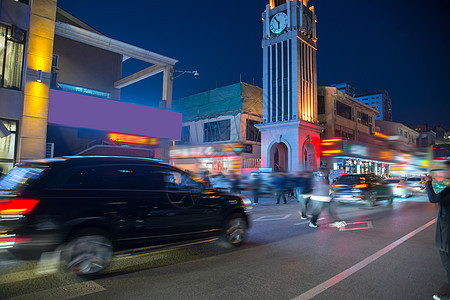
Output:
[384, 178, 413, 198]
[0, 156, 250, 277]
[406, 177, 426, 192]
[331, 173, 394, 207]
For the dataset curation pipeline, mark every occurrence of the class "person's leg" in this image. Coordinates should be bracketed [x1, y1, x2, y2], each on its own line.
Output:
[440, 251, 450, 286]
[310, 201, 324, 225]
[282, 191, 287, 204]
[326, 201, 339, 221]
[253, 190, 259, 204]
[296, 187, 302, 203]
[276, 190, 281, 204]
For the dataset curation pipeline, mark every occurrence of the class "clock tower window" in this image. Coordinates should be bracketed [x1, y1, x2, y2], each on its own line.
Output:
[272, 0, 287, 8]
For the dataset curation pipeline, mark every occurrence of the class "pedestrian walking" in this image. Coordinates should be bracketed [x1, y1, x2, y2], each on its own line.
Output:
[309, 170, 346, 228]
[230, 173, 241, 194]
[295, 171, 313, 219]
[251, 174, 262, 205]
[425, 160, 450, 300]
[275, 173, 287, 204]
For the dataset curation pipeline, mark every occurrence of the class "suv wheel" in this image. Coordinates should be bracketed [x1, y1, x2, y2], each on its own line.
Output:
[366, 193, 376, 207]
[61, 229, 113, 277]
[218, 213, 248, 248]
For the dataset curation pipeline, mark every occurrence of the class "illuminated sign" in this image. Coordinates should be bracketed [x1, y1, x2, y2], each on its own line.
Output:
[108, 132, 158, 146]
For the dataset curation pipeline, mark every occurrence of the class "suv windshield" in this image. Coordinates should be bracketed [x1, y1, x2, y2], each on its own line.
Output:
[335, 175, 365, 184]
[0, 167, 46, 194]
[406, 178, 421, 182]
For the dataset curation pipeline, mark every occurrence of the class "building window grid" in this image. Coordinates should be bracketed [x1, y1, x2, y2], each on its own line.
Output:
[203, 119, 231, 143]
[246, 119, 261, 142]
[0, 24, 26, 90]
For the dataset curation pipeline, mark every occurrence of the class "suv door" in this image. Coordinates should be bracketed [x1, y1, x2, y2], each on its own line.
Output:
[154, 167, 223, 240]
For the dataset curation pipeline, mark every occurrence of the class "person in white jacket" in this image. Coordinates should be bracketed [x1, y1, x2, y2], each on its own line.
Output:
[309, 171, 346, 228]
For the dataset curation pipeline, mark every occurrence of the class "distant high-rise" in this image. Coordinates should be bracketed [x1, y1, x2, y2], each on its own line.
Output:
[355, 90, 392, 121]
[330, 83, 356, 97]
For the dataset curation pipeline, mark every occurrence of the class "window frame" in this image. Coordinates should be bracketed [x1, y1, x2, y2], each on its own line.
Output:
[0, 24, 26, 90]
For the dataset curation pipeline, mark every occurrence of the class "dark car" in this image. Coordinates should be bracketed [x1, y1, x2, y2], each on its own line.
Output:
[0, 156, 250, 276]
[331, 173, 394, 207]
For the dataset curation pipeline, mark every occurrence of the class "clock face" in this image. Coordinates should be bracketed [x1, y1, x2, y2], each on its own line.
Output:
[270, 12, 288, 35]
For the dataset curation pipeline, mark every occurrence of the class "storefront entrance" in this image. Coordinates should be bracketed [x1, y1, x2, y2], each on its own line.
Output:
[270, 143, 288, 172]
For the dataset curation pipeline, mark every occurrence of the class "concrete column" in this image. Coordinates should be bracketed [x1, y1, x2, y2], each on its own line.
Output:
[162, 65, 174, 109]
[19, 0, 58, 160]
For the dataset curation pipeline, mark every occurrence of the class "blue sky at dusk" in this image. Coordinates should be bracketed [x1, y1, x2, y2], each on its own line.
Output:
[57, 0, 450, 128]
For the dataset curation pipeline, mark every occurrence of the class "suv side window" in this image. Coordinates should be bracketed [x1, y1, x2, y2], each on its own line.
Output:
[159, 168, 202, 208]
[61, 165, 164, 190]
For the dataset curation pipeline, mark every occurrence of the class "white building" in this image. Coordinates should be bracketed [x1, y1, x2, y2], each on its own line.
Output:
[257, 0, 324, 173]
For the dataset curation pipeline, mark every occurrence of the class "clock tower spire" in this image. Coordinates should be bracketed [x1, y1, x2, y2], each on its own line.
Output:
[257, 0, 324, 172]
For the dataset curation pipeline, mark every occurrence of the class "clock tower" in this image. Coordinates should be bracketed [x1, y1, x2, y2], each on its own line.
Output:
[257, 0, 324, 172]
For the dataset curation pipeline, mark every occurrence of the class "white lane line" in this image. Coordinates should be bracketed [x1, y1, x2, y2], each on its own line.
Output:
[11, 281, 105, 300]
[292, 218, 436, 300]
[254, 214, 291, 221]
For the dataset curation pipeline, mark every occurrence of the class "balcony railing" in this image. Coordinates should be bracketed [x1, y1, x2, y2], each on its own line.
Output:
[243, 158, 261, 169]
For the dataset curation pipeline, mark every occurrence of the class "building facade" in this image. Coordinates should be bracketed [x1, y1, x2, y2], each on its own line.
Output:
[257, 0, 324, 173]
[317, 86, 391, 177]
[0, 0, 181, 173]
[355, 90, 393, 121]
[171, 83, 263, 175]
[375, 120, 419, 153]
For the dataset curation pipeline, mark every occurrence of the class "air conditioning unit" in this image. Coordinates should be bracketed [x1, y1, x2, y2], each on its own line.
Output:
[369, 127, 375, 135]
[46, 143, 54, 158]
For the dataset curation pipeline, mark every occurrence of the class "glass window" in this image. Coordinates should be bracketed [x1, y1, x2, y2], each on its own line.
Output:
[0, 167, 45, 194]
[318, 96, 325, 114]
[360, 113, 369, 126]
[246, 119, 261, 142]
[204, 119, 231, 142]
[0, 119, 18, 174]
[335, 124, 355, 140]
[181, 126, 190, 144]
[57, 83, 110, 99]
[161, 169, 201, 208]
[336, 101, 353, 120]
[0, 24, 26, 90]
[62, 165, 164, 190]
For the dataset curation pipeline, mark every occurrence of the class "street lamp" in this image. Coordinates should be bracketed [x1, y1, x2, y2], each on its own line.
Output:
[172, 70, 199, 80]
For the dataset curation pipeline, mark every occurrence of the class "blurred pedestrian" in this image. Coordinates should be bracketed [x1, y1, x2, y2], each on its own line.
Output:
[295, 171, 313, 219]
[230, 173, 241, 194]
[275, 173, 287, 204]
[309, 171, 346, 228]
[425, 160, 450, 300]
[201, 170, 212, 188]
[251, 174, 262, 205]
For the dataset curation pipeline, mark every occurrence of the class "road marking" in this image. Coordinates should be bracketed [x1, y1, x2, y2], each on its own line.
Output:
[294, 218, 325, 225]
[254, 214, 291, 221]
[10, 281, 105, 300]
[338, 221, 373, 231]
[292, 218, 436, 300]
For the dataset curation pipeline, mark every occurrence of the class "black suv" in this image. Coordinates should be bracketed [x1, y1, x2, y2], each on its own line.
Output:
[331, 173, 394, 207]
[0, 156, 250, 276]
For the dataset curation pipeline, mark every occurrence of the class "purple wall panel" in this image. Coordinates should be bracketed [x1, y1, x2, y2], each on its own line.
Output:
[48, 90, 182, 140]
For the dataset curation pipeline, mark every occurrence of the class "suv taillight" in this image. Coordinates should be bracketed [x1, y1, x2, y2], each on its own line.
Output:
[0, 199, 40, 215]
[353, 184, 368, 189]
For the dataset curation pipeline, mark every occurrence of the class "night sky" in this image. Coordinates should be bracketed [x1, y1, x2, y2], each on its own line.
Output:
[57, 0, 450, 128]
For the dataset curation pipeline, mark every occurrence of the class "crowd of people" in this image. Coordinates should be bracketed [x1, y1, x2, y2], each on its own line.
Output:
[195, 169, 347, 229]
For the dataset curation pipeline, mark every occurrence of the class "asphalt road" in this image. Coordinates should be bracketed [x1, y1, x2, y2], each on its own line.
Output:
[0, 192, 445, 300]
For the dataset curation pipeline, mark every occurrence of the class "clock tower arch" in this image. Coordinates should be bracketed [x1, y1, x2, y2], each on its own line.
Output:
[257, 0, 324, 172]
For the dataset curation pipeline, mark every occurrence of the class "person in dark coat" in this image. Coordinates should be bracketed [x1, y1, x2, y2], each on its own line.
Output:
[426, 160, 450, 300]
[275, 173, 287, 204]
[295, 171, 313, 219]
[251, 174, 262, 205]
